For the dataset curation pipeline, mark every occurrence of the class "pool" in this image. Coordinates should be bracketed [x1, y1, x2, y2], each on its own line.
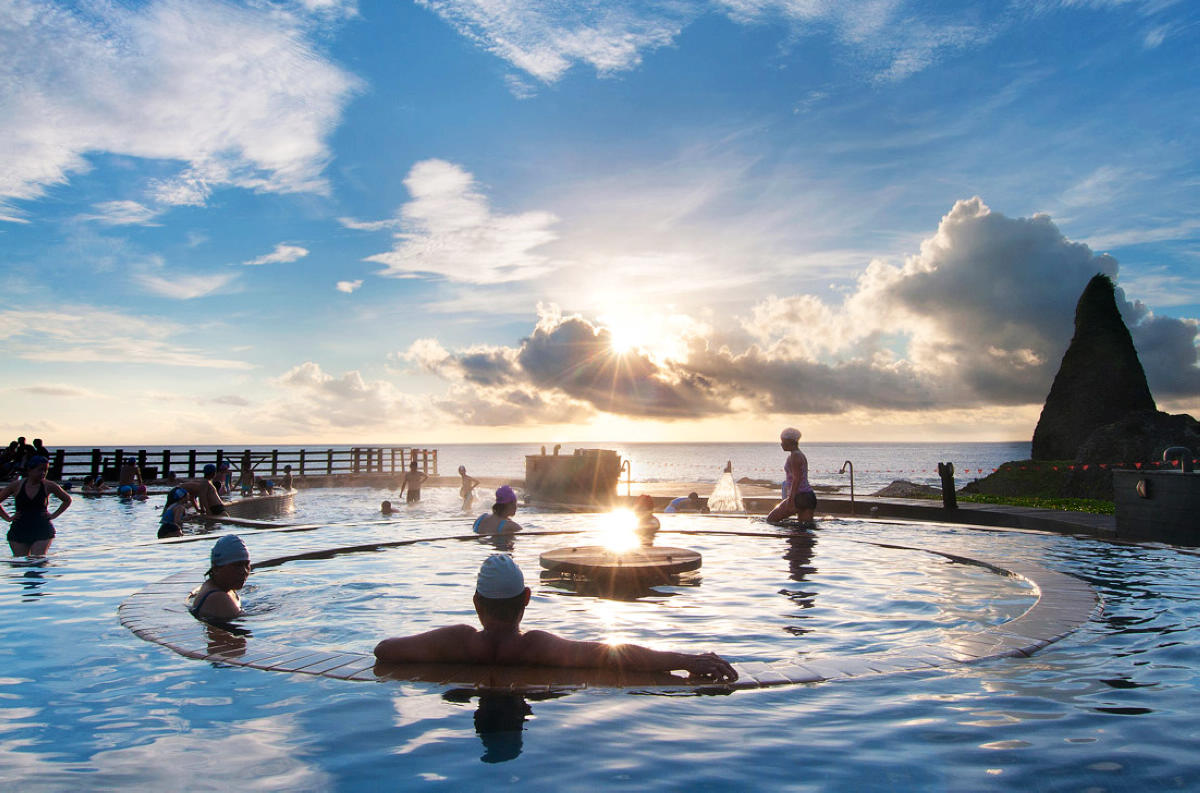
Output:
[2, 487, 1199, 790]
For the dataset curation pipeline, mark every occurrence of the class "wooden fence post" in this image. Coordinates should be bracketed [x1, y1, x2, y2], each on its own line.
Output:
[187, 450, 197, 478]
[90, 449, 102, 478]
[271, 450, 279, 476]
[299, 449, 306, 476]
[162, 449, 171, 479]
[326, 449, 333, 475]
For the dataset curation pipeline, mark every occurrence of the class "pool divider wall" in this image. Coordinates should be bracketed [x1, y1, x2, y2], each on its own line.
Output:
[118, 529, 1101, 693]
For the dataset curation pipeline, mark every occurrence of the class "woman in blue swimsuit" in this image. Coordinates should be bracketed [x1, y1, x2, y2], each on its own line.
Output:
[0, 456, 71, 556]
[189, 535, 251, 621]
[473, 485, 522, 534]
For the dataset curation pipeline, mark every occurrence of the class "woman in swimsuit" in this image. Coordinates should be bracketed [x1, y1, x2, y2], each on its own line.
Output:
[0, 456, 71, 556]
[459, 465, 481, 511]
[189, 534, 251, 622]
[158, 487, 191, 539]
[767, 427, 817, 526]
[473, 485, 522, 534]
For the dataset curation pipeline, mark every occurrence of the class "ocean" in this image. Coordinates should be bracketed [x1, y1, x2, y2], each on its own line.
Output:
[59, 441, 1030, 496]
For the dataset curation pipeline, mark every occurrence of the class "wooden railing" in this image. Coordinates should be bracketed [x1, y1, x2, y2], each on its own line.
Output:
[45, 447, 437, 482]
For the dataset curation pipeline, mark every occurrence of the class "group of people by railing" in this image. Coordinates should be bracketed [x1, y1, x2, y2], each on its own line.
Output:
[1, 436, 52, 480]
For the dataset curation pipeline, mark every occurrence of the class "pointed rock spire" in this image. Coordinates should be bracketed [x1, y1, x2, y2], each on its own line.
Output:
[1031, 274, 1155, 460]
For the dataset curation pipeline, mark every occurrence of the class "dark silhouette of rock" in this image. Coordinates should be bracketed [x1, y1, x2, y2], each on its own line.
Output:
[1031, 274, 1156, 460]
[1076, 409, 1200, 465]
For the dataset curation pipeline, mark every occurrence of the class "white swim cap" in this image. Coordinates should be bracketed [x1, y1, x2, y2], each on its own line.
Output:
[476, 554, 525, 599]
[780, 427, 802, 441]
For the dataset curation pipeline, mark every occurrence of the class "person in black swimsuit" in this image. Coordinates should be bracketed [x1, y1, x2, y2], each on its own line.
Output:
[0, 456, 72, 556]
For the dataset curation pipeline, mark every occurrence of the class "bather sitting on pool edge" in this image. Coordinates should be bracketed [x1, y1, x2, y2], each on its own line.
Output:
[374, 554, 737, 682]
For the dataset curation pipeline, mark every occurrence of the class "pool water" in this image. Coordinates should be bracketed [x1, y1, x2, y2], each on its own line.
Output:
[2, 487, 1199, 791]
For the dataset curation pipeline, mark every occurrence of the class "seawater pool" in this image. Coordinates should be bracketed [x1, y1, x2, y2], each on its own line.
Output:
[2, 486, 1198, 790]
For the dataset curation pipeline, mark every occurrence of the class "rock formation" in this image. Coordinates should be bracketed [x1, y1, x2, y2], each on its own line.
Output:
[1031, 274, 1156, 460]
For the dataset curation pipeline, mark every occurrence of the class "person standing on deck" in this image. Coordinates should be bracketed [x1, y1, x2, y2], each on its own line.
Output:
[767, 427, 817, 526]
[0, 456, 71, 556]
[398, 460, 428, 504]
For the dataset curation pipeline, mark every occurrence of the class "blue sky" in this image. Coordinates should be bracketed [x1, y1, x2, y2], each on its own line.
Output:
[1, 0, 1197, 445]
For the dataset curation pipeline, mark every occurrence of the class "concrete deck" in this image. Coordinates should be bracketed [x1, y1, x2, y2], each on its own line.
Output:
[625, 482, 1116, 539]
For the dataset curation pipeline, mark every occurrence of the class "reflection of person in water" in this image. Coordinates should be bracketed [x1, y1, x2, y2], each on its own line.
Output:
[444, 690, 534, 764]
[780, 531, 818, 627]
[375, 554, 737, 681]
[633, 494, 659, 545]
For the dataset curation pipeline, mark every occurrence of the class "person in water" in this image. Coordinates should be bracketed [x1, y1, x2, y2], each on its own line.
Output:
[459, 465, 481, 511]
[767, 427, 816, 526]
[158, 487, 192, 538]
[282, 464, 294, 491]
[381, 500, 395, 515]
[473, 486, 522, 534]
[189, 534, 251, 622]
[181, 464, 227, 515]
[0, 456, 71, 556]
[398, 460, 428, 504]
[118, 458, 143, 488]
[374, 554, 737, 681]
[633, 494, 660, 530]
[664, 492, 707, 513]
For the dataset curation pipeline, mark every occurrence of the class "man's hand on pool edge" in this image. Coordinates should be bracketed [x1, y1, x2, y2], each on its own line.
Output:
[684, 652, 738, 683]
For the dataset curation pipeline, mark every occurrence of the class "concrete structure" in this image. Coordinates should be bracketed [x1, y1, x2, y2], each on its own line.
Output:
[1114, 469, 1200, 546]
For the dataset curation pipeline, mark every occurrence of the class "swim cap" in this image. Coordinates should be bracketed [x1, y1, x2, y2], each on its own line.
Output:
[218, 460, 231, 469]
[118, 485, 133, 497]
[476, 554, 525, 599]
[26, 455, 48, 470]
[211, 534, 249, 567]
[171, 487, 187, 500]
[495, 485, 517, 504]
[781, 427, 802, 441]
[203, 463, 217, 476]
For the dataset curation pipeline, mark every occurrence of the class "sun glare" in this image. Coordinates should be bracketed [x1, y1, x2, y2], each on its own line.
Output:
[598, 508, 640, 552]
[599, 307, 691, 363]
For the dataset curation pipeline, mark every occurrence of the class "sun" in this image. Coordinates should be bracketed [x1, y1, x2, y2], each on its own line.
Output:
[599, 307, 689, 363]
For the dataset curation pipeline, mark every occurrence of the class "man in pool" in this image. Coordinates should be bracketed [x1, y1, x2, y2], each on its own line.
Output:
[374, 554, 738, 682]
[181, 464, 227, 516]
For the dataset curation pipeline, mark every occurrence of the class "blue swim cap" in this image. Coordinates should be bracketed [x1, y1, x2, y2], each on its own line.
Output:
[211, 534, 249, 567]
[26, 456, 48, 470]
[118, 485, 133, 497]
[171, 487, 187, 500]
[203, 463, 217, 476]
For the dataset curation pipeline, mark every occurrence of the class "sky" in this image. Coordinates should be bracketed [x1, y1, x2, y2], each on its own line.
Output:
[1, 0, 1198, 446]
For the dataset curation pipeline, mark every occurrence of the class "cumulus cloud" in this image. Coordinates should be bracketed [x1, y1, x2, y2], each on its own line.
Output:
[273, 362, 423, 430]
[365, 159, 559, 284]
[409, 198, 1199, 423]
[0, 305, 252, 369]
[0, 0, 360, 216]
[336, 279, 363, 293]
[242, 243, 310, 266]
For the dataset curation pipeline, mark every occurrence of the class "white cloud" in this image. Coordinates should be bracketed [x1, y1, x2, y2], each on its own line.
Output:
[365, 159, 559, 284]
[80, 200, 162, 226]
[0, 0, 360, 214]
[416, 0, 684, 83]
[242, 243, 310, 266]
[413, 198, 1199, 422]
[418, 1, 999, 87]
[11, 384, 100, 398]
[0, 305, 252, 369]
[337, 216, 401, 231]
[336, 279, 363, 293]
[136, 271, 238, 299]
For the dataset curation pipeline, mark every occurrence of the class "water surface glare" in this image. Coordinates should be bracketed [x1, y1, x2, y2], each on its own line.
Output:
[2, 487, 1198, 791]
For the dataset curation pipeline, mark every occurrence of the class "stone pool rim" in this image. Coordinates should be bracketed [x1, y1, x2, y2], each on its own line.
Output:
[118, 526, 1102, 693]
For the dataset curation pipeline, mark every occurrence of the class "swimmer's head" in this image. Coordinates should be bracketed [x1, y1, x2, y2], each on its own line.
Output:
[203, 463, 217, 477]
[688, 491, 699, 500]
[780, 427, 801, 442]
[495, 485, 517, 505]
[218, 460, 231, 470]
[118, 484, 133, 498]
[476, 554, 525, 599]
[458, 465, 466, 474]
[26, 455, 48, 473]
[211, 534, 249, 568]
[381, 500, 393, 513]
[634, 494, 654, 513]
